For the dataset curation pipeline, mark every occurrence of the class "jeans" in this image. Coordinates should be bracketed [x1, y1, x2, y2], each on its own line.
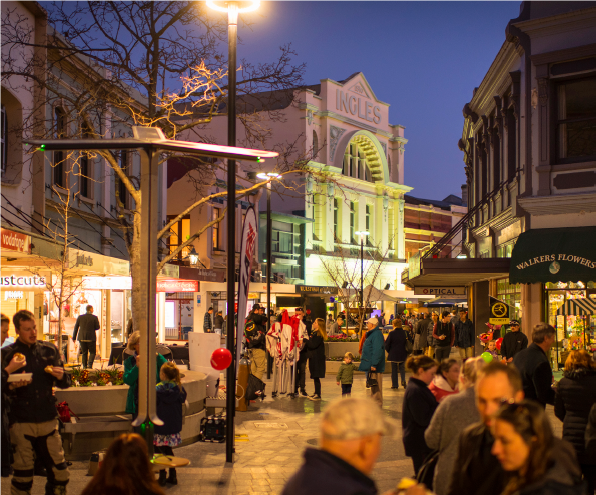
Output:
[341, 384, 352, 396]
[295, 359, 307, 393]
[434, 346, 451, 362]
[79, 341, 96, 369]
[313, 377, 321, 397]
[391, 362, 405, 387]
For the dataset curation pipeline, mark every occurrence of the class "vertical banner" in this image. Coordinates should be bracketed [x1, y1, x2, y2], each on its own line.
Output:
[236, 206, 257, 374]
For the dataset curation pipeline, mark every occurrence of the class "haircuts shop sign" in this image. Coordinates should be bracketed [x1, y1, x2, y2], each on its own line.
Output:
[1, 228, 31, 254]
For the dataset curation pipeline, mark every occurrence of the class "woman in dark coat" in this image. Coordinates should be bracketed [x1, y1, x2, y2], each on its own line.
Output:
[385, 319, 408, 389]
[306, 318, 327, 401]
[555, 349, 596, 493]
[402, 355, 439, 475]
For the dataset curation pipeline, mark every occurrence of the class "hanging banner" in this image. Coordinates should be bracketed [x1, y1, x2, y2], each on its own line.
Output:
[236, 206, 257, 374]
[489, 296, 510, 324]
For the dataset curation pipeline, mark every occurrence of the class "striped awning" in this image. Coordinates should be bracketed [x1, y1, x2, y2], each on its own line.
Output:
[556, 298, 596, 316]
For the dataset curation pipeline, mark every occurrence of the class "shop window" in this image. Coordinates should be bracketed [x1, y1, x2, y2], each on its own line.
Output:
[349, 201, 356, 243]
[1, 104, 6, 176]
[557, 76, 596, 162]
[115, 151, 129, 209]
[312, 130, 318, 160]
[166, 215, 190, 261]
[365, 204, 373, 242]
[333, 198, 339, 242]
[496, 278, 521, 323]
[53, 107, 67, 188]
[212, 208, 221, 250]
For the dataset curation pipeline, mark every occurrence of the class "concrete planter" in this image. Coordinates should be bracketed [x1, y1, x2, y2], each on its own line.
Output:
[325, 341, 361, 358]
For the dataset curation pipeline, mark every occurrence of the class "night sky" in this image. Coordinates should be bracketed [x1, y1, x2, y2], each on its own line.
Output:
[236, 1, 521, 201]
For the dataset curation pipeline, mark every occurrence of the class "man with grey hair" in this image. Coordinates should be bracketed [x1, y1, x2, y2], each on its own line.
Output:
[512, 322, 556, 408]
[282, 397, 396, 495]
[360, 317, 386, 405]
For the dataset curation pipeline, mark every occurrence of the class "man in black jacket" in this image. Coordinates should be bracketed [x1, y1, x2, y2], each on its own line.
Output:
[432, 311, 455, 362]
[72, 305, 100, 369]
[2, 310, 71, 495]
[500, 320, 528, 363]
[282, 397, 396, 495]
[455, 309, 475, 361]
[447, 362, 524, 495]
[512, 322, 556, 408]
[245, 305, 267, 380]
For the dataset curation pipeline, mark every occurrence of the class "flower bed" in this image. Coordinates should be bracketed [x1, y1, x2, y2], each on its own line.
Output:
[327, 356, 361, 362]
[70, 367, 124, 387]
[327, 334, 359, 343]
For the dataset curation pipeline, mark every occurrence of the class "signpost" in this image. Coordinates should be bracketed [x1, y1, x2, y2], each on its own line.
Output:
[489, 296, 510, 324]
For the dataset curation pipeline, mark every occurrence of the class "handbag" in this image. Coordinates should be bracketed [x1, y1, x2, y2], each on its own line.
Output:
[366, 372, 378, 388]
[416, 449, 439, 490]
[56, 401, 79, 424]
[405, 338, 414, 355]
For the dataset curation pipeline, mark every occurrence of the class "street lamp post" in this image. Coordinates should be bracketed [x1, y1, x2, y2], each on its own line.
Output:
[206, 0, 260, 464]
[257, 172, 281, 380]
[354, 231, 369, 334]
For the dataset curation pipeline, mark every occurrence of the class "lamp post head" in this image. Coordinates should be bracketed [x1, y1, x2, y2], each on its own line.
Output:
[355, 231, 370, 242]
[206, 1, 259, 23]
[188, 246, 199, 267]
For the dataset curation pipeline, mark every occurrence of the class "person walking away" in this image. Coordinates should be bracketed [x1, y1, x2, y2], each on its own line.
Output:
[402, 355, 438, 475]
[360, 317, 386, 405]
[412, 315, 423, 355]
[385, 319, 408, 389]
[306, 318, 327, 401]
[203, 307, 213, 333]
[81, 433, 165, 495]
[1, 313, 16, 477]
[426, 312, 439, 358]
[154, 362, 187, 486]
[213, 311, 224, 335]
[512, 323, 556, 409]
[492, 399, 585, 495]
[282, 397, 397, 495]
[72, 304, 100, 369]
[1, 310, 71, 495]
[429, 359, 460, 403]
[123, 331, 168, 423]
[500, 320, 528, 363]
[555, 350, 596, 493]
[446, 362, 524, 495]
[455, 309, 475, 362]
[417, 313, 430, 358]
[433, 311, 455, 362]
[336, 352, 358, 397]
[425, 357, 485, 495]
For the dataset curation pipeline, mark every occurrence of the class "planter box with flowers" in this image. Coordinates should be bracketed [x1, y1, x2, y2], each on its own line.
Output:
[325, 334, 360, 360]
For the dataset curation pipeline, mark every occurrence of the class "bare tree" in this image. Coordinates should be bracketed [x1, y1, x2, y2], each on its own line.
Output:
[2, 1, 313, 325]
[319, 233, 396, 337]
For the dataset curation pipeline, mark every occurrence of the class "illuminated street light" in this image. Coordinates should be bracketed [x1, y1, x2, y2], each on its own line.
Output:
[207, 0, 260, 463]
[354, 231, 369, 333]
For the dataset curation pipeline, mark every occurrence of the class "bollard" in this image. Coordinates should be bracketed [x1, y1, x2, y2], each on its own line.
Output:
[236, 355, 250, 412]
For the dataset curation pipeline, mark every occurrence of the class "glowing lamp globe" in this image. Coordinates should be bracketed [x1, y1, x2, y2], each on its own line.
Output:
[210, 348, 232, 370]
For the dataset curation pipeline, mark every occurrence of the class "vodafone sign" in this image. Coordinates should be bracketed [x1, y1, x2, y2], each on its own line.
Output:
[1, 229, 30, 253]
[157, 280, 198, 293]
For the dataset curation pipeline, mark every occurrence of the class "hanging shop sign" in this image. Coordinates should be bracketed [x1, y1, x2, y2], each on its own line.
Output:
[157, 280, 198, 293]
[0, 275, 47, 288]
[1, 228, 31, 254]
[489, 296, 510, 324]
[413, 287, 466, 296]
[179, 266, 225, 283]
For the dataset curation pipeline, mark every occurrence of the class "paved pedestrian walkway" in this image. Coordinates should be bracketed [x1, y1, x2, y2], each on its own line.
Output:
[1, 373, 564, 495]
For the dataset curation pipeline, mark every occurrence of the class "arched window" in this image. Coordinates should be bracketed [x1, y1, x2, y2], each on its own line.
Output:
[343, 141, 373, 182]
[312, 130, 318, 160]
[53, 107, 67, 187]
[1, 104, 6, 176]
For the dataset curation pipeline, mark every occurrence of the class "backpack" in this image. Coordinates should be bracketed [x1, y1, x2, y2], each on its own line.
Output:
[245, 373, 265, 404]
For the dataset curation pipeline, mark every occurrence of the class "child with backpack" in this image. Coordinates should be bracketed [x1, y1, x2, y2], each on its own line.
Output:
[336, 352, 359, 397]
[154, 362, 187, 486]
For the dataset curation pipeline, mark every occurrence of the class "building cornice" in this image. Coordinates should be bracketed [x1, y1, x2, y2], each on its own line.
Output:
[514, 7, 596, 38]
[518, 192, 596, 216]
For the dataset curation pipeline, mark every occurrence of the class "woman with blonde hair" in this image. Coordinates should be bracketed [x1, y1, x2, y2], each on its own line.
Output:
[306, 318, 327, 401]
[555, 349, 596, 492]
[425, 356, 485, 494]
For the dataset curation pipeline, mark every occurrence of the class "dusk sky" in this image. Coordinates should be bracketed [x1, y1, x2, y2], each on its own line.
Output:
[236, 1, 521, 201]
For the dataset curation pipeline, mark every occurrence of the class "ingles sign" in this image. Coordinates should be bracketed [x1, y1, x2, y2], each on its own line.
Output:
[1, 229, 30, 254]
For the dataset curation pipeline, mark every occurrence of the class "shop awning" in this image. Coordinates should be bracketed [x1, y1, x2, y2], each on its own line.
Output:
[556, 298, 596, 316]
[509, 227, 596, 284]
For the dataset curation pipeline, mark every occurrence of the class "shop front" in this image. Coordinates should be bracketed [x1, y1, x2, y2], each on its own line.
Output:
[509, 226, 596, 368]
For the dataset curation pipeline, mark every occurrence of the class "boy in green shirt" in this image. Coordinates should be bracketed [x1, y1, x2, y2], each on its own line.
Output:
[336, 352, 359, 397]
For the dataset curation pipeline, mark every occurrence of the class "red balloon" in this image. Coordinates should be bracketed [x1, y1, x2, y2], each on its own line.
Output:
[495, 337, 503, 351]
[210, 348, 232, 370]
